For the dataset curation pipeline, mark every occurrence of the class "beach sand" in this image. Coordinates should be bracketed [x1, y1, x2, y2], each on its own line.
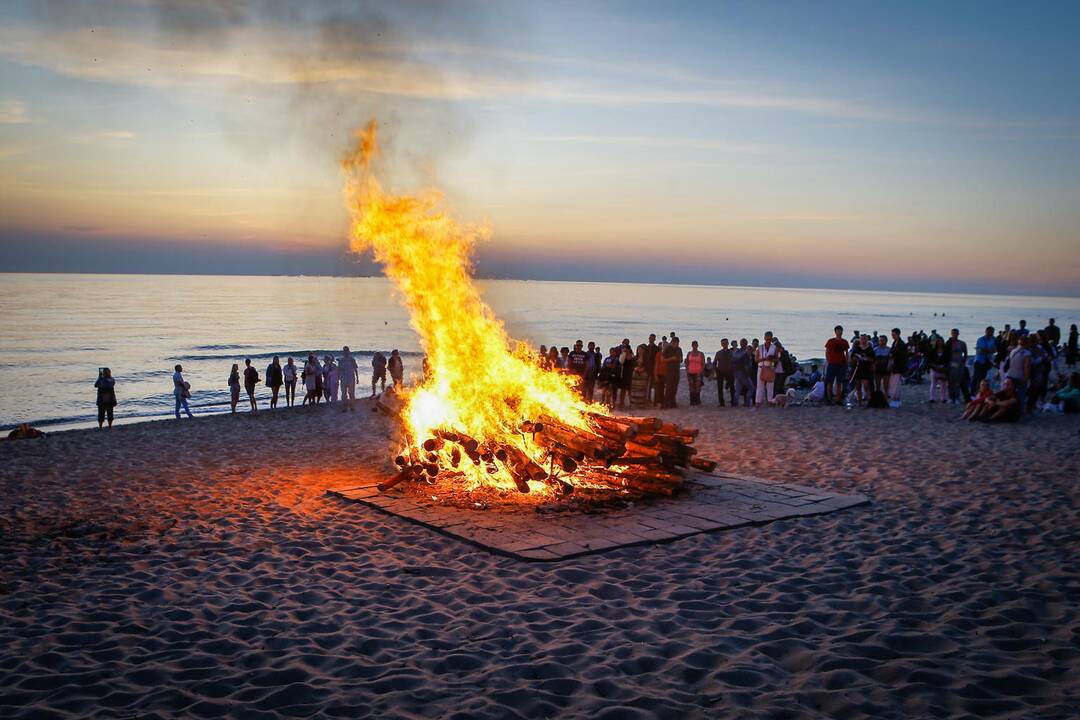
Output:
[1, 382, 1077, 718]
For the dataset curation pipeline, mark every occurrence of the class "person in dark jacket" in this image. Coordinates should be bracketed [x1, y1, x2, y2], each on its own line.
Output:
[713, 338, 735, 406]
[663, 337, 683, 408]
[888, 327, 909, 407]
[267, 356, 284, 409]
[1067, 324, 1078, 368]
[95, 368, 117, 428]
[243, 358, 259, 412]
[1043, 319, 1060, 348]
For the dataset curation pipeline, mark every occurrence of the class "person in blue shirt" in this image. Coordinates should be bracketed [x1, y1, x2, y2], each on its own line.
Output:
[971, 326, 997, 395]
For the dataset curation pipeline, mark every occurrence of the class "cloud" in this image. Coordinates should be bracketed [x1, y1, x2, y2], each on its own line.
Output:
[0, 100, 30, 124]
[533, 135, 772, 154]
[0, 19, 1047, 129]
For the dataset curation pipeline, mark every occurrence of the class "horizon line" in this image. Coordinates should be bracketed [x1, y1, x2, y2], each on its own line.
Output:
[3, 269, 1078, 303]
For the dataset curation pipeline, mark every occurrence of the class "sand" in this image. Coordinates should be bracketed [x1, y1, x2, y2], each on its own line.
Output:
[1, 382, 1077, 719]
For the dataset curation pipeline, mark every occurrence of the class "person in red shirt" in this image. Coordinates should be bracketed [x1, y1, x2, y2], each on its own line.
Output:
[824, 325, 850, 406]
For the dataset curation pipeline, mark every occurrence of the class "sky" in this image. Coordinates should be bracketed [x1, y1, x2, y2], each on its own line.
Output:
[0, 0, 1078, 296]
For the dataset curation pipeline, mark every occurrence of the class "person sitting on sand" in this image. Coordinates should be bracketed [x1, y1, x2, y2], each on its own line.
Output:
[371, 351, 387, 397]
[173, 364, 193, 419]
[267, 356, 284, 409]
[283, 357, 297, 407]
[243, 358, 259, 412]
[961, 379, 994, 420]
[94, 367, 117, 429]
[228, 363, 241, 413]
[1046, 373, 1080, 413]
[975, 378, 1021, 423]
[388, 349, 404, 388]
[7, 423, 46, 439]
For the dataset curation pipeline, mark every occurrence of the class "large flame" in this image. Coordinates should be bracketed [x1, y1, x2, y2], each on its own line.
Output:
[342, 120, 597, 494]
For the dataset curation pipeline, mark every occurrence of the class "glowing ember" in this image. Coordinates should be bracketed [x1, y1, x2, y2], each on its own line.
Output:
[341, 120, 711, 499]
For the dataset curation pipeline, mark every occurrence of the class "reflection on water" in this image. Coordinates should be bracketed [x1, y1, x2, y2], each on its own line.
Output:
[1, 273, 1077, 430]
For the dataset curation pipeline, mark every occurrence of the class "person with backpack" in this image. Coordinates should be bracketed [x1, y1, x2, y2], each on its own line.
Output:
[243, 358, 260, 412]
[684, 340, 706, 406]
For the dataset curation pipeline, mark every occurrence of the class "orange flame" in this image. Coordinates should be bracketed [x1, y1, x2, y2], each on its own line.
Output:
[342, 119, 598, 494]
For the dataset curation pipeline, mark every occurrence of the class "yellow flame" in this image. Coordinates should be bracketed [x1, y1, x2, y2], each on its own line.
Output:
[342, 119, 598, 493]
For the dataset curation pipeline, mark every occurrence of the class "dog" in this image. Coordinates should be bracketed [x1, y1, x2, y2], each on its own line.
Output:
[771, 388, 797, 408]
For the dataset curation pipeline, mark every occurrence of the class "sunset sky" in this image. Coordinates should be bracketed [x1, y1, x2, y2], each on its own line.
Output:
[1, 1, 1078, 295]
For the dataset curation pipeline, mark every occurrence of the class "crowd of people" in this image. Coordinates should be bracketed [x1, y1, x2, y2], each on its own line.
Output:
[92, 318, 1077, 428]
[535, 318, 1079, 422]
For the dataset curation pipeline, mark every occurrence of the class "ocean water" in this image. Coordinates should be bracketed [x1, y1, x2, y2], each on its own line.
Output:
[1, 273, 1077, 431]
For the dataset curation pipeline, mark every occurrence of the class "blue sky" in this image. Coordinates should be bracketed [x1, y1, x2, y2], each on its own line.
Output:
[0, 0, 1078, 295]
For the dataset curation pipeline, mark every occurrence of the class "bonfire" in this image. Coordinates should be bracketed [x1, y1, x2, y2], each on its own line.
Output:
[341, 120, 715, 501]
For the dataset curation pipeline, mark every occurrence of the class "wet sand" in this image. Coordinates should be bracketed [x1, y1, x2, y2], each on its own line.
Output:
[1, 383, 1077, 718]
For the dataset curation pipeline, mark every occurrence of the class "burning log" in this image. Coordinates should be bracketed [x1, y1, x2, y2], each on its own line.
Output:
[378, 465, 421, 492]
[690, 457, 718, 473]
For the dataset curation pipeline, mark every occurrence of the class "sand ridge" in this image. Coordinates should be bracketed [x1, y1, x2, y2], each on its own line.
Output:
[1, 383, 1077, 718]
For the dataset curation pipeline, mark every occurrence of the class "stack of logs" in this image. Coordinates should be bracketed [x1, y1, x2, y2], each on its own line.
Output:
[378, 411, 717, 497]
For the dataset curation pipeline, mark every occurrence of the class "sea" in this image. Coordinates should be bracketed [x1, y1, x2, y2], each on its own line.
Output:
[2, 273, 1077, 432]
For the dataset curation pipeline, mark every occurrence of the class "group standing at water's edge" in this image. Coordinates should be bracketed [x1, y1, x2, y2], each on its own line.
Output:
[85, 317, 1075, 427]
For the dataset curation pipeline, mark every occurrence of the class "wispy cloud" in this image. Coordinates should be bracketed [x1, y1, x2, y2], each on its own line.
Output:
[0, 21, 1052, 130]
[0, 99, 30, 124]
[534, 135, 772, 154]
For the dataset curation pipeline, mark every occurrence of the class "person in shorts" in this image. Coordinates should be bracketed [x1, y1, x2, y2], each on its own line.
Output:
[824, 325, 849, 406]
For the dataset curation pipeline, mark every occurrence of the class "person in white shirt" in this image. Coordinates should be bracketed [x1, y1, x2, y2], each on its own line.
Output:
[283, 357, 298, 407]
[173, 364, 194, 419]
[323, 355, 339, 404]
[754, 331, 779, 406]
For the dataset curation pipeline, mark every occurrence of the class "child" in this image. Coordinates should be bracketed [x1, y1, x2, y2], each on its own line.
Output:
[961, 379, 993, 420]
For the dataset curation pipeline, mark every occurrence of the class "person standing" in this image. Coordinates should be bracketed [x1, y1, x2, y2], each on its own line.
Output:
[388, 349, 404, 388]
[630, 344, 650, 408]
[754, 331, 779, 406]
[685, 340, 706, 406]
[583, 341, 600, 402]
[945, 328, 969, 403]
[1044, 318, 1061, 348]
[567, 340, 589, 395]
[267, 356, 284, 409]
[618, 342, 636, 409]
[371, 351, 387, 396]
[888, 327, 908, 407]
[243, 358, 259, 412]
[1067, 324, 1078, 369]
[339, 346, 358, 412]
[873, 335, 892, 395]
[651, 338, 667, 407]
[850, 334, 875, 406]
[324, 355, 339, 404]
[228, 363, 241, 413]
[731, 338, 753, 407]
[173, 364, 194, 419]
[663, 337, 683, 408]
[970, 326, 996, 397]
[928, 337, 949, 403]
[774, 339, 792, 396]
[1005, 336, 1032, 413]
[643, 334, 659, 401]
[824, 325, 849, 406]
[283, 357, 297, 407]
[94, 368, 117, 428]
[302, 354, 318, 406]
[713, 339, 734, 407]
